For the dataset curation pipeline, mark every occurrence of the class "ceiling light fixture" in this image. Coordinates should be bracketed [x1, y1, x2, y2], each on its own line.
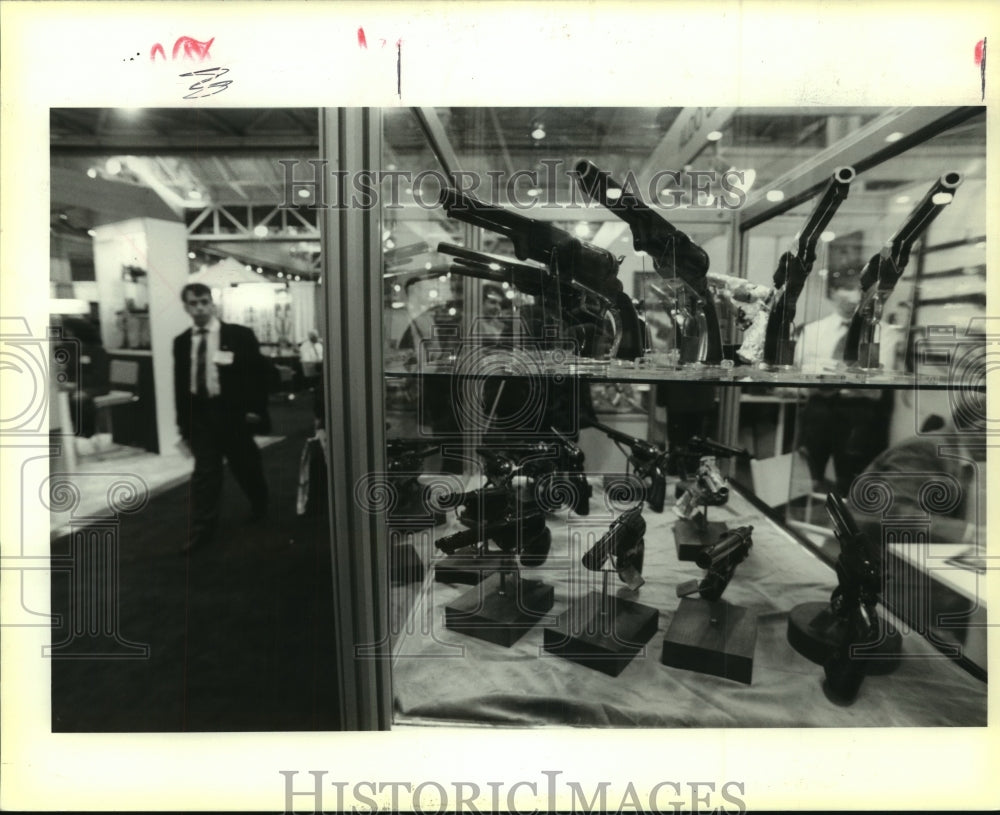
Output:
[297, 189, 311, 199]
[573, 223, 591, 238]
[105, 158, 122, 175]
[931, 192, 954, 205]
[820, 231, 836, 242]
[531, 123, 546, 140]
[188, 251, 197, 260]
[766, 190, 785, 202]
[277, 271, 284, 278]
[87, 229, 96, 237]
[86, 168, 98, 179]
[706, 130, 723, 142]
[895, 195, 911, 205]
[188, 189, 202, 200]
[885, 131, 905, 143]
[253, 225, 269, 238]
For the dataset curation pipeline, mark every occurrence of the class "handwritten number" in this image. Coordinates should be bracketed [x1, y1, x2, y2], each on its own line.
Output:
[179, 67, 232, 99]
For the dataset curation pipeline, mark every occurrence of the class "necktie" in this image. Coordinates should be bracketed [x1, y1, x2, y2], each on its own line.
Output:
[195, 329, 208, 398]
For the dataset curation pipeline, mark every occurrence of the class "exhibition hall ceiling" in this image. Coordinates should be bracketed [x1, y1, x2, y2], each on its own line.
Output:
[49, 106, 985, 277]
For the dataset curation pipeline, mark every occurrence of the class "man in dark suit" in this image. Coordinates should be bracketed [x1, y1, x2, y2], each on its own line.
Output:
[174, 283, 271, 552]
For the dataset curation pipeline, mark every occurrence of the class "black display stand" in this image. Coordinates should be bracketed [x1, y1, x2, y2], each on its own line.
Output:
[787, 600, 902, 675]
[673, 516, 729, 561]
[544, 569, 659, 676]
[445, 570, 554, 647]
[661, 598, 757, 684]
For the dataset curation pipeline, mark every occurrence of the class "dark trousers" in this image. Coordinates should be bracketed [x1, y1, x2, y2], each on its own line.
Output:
[187, 400, 268, 544]
[798, 391, 890, 495]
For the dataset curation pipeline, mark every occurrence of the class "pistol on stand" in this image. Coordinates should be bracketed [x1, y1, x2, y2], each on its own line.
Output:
[672, 436, 751, 560]
[437, 188, 644, 359]
[738, 167, 856, 366]
[587, 418, 669, 512]
[543, 505, 660, 676]
[843, 172, 962, 370]
[787, 493, 901, 704]
[662, 525, 758, 685]
[440, 502, 556, 648]
[575, 160, 722, 364]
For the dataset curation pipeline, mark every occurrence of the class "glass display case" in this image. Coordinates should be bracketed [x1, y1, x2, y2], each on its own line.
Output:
[325, 105, 988, 730]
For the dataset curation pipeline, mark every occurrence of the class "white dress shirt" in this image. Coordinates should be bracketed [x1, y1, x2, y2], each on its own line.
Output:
[189, 316, 221, 397]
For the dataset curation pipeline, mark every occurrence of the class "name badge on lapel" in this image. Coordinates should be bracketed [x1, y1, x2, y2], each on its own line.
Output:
[214, 350, 235, 366]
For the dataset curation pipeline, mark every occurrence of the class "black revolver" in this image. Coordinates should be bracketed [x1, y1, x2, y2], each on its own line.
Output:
[574, 160, 722, 364]
[843, 172, 962, 368]
[385, 439, 444, 523]
[516, 429, 592, 516]
[439, 242, 624, 358]
[827, 492, 883, 650]
[587, 418, 669, 512]
[437, 189, 645, 358]
[758, 167, 856, 365]
[435, 504, 551, 568]
[581, 505, 647, 591]
[821, 492, 891, 701]
[677, 525, 754, 601]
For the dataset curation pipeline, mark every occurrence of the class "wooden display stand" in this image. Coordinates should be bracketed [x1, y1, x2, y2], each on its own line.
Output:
[661, 598, 757, 685]
[544, 570, 659, 677]
[445, 569, 554, 648]
[673, 515, 729, 561]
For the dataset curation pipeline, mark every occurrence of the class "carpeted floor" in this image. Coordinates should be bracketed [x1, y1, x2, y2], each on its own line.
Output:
[50, 397, 343, 732]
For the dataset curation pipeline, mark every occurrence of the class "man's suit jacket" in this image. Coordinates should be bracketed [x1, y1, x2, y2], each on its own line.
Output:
[173, 321, 272, 439]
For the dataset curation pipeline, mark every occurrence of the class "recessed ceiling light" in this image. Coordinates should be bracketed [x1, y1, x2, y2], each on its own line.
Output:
[86, 168, 98, 179]
[256, 266, 263, 273]
[245, 265, 253, 272]
[253, 225, 268, 237]
[277, 271, 284, 278]
[297, 189, 311, 199]
[428, 289, 439, 299]
[505, 290, 516, 300]
[424, 262, 432, 270]
[447, 307, 457, 316]
[765, 190, 785, 202]
[531, 125, 546, 140]
[294, 275, 301, 281]
[87, 229, 96, 237]
[885, 131, 904, 143]
[489, 263, 502, 272]
[393, 284, 402, 292]
[706, 130, 723, 142]
[188, 251, 197, 259]
[820, 231, 836, 242]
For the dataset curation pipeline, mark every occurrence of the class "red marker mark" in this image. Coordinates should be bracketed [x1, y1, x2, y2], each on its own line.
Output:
[150, 36, 214, 62]
[173, 36, 214, 60]
[976, 37, 987, 101]
[358, 27, 367, 48]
